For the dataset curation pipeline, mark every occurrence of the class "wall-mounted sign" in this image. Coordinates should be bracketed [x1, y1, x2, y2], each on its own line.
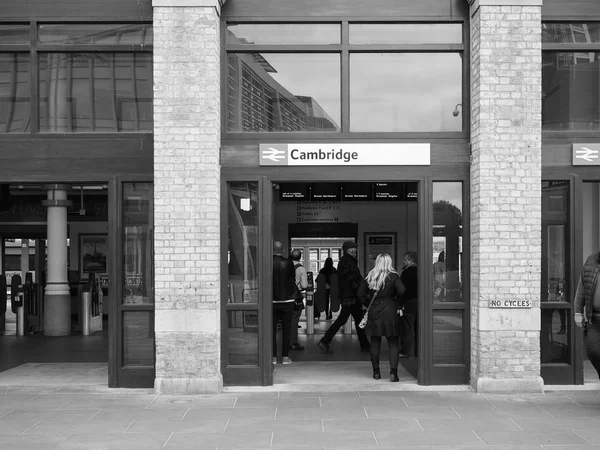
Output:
[573, 143, 600, 165]
[280, 183, 310, 200]
[260, 143, 430, 166]
[489, 299, 531, 308]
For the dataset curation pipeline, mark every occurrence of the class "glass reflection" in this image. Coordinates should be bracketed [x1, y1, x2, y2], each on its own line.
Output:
[122, 182, 154, 305]
[542, 181, 568, 303]
[227, 24, 340, 45]
[123, 311, 154, 366]
[433, 311, 463, 364]
[0, 25, 30, 45]
[350, 23, 462, 45]
[432, 182, 463, 303]
[541, 308, 570, 364]
[227, 53, 340, 132]
[38, 24, 153, 46]
[227, 311, 259, 365]
[542, 23, 600, 44]
[0, 53, 30, 133]
[228, 182, 259, 304]
[542, 52, 600, 131]
[39, 53, 153, 133]
[350, 53, 462, 132]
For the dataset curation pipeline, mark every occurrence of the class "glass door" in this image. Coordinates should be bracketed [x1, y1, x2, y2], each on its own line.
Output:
[540, 180, 573, 384]
[110, 179, 155, 388]
[428, 181, 469, 384]
[221, 177, 271, 385]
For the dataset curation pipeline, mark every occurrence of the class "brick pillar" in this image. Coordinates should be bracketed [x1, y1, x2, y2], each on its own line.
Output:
[468, 0, 543, 393]
[153, 0, 225, 394]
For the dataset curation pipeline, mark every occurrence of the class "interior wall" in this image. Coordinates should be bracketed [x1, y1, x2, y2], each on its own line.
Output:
[274, 197, 418, 273]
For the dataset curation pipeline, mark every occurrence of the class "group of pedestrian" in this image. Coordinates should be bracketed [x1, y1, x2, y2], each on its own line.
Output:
[315, 241, 418, 382]
[273, 239, 419, 376]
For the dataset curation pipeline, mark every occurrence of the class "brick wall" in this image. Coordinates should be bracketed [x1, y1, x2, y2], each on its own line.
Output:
[153, 6, 222, 394]
[469, 2, 543, 392]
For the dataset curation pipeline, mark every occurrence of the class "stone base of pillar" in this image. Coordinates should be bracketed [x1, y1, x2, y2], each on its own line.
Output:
[43, 293, 71, 336]
[154, 376, 223, 395]
[474, 376, 544, 394]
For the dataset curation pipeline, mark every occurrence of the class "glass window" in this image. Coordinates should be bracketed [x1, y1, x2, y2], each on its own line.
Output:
[0, 53, 30, 133]
[227, 182, 259, 304]
[122, 182, 154, 306]
[0, 25, 30, 45]
[227, 311, 259, 365]
[227, 24, 340, 45]
[38, 53, 152, 132]
[542, 52, 600, 131]
[350, 53, 462, 132]
[543, 23, 600, 44]
[123, 311, 154, 366]
[433, 182, 463, 303]
[38, 24, 153, 46]
[350, 23, 462, 45]
[227, 53, 341, 132]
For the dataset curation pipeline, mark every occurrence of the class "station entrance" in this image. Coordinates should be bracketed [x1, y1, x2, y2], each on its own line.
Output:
[222, 178, 469, 387]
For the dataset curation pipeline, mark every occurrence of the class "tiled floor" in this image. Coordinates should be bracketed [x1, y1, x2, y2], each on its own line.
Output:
[3, 387, 600, 449]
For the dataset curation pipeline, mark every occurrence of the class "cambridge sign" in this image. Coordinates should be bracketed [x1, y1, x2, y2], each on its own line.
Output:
[259, 143, 430, 166]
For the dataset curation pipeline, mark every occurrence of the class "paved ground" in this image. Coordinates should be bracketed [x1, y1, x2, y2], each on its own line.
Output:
[3, 385, 600, 449]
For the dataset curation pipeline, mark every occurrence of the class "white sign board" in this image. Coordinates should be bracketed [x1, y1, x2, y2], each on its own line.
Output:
[259, 143, 430, 166]
[489, 299, 531, 308]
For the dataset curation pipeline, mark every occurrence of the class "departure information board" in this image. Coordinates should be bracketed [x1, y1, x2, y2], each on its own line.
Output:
[278, 182, 417, 201]
[311, 183, 341, 201]
[279, 183, 310, 200]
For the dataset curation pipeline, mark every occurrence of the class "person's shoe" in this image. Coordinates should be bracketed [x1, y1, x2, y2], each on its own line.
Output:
[360, 346, 370, 353]
[317, 340, 332, 354]
[373, 368, 381, 380]
[282, 356, 292, 365]
[289, 343, 304, 351]
[390, 369, 399, 382]
[272, 357, 277, 365]
[326, 314, 333, 320]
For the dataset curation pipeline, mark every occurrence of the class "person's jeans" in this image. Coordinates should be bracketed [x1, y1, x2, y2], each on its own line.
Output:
[273, 302, 294, 358]
[321, 299, 369, 348]
[585, 322, 600, 379]
[400, 313, 417, 357]
[290, 307, 302, 344]
[370, 335, 400, 370]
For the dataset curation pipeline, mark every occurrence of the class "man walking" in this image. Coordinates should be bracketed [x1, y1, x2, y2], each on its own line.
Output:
[317, 241, 370, 353]
[574, 251, 600, 379]
[272, 241, 297, 364]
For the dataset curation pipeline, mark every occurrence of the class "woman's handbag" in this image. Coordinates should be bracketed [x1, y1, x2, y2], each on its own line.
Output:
[358, 289, 378, 329]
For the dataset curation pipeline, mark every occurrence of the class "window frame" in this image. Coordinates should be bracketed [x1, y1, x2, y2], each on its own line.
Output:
[222, 19, 468, 139]
[0, 20, 153, 135]
[542, 21, 600, 137]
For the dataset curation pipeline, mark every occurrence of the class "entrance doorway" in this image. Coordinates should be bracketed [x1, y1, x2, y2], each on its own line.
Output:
[0, 184, 109, 383]
[222, 177, 469, 387]
[272, 182, 419, 385]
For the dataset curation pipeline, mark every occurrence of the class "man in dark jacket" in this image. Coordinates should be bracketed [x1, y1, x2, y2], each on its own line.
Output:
[317, 241, 370, 353]
[272, 241, 297, 365]
[574, 251, 600, 378]
[399, 251, 418, 358]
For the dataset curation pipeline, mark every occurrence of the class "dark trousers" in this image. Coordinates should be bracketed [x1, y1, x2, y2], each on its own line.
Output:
[585, 322, 600, 379]
[273, 302, 294, 358]
[400, 313, 417, 357]
[371, 336, 400, 371]
[321, 299, 369, 349]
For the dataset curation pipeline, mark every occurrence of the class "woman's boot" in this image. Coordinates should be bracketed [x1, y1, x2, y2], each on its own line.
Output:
[372, 368, 381, 380]
[390, 369, 399, 382]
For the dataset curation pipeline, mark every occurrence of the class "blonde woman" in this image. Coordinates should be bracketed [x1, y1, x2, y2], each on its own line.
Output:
[359, 253, 406, 382]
